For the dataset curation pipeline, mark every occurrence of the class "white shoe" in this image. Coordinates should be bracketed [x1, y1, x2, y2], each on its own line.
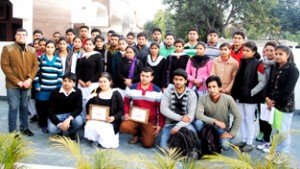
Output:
[262, 147, 271, 153]
[257, 142, 271, 150]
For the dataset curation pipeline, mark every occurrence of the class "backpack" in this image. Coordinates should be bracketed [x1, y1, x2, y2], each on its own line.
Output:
[199, 124, 221, 155]
[167, 127, 201, 160]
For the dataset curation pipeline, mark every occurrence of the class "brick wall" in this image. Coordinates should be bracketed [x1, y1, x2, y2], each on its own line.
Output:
[33, 0, 72, 39]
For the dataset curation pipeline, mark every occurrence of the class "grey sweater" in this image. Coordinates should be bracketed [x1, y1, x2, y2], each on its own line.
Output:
[196, 93, 241, 136]
[160, 86, 197, 129]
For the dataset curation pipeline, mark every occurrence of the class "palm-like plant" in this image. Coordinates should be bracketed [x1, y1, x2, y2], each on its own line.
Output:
[0, 132, 33, 169]
[49, 136, 128, 169]
[203, 134, 297, 169]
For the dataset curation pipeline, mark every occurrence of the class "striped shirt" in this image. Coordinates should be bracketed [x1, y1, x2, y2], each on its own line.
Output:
[34, 54, 63, 101]
[124, 82, 165, 128]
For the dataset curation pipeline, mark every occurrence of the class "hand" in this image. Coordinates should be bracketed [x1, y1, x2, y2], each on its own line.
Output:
[36, 88, 41, 91]
[85, 81, 91, 87]
[265, 97, 275, 110]
[193, 80, 201, 87]
[162, 88, 165, 93]
[78, 80, 86, 87]
[86, 115, 91, 121]
[220, 131, 233, 139]
[107, 116, 115, 123]
[153, 126, 161, 137]
[214, 120, 226, 129]
[221, 89, 229, 94]
[181, 115, 191, 123]
[61, 118, 71, 131]
[170, 127, 179, 135]
[23, 78, 32, 89]
[17, 81, 23, 88]
[124, 114, 130, 121]
[124, 79, 132, 86]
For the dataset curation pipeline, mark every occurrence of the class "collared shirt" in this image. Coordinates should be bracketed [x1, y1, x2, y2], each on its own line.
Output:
[59, 87, 76, 97]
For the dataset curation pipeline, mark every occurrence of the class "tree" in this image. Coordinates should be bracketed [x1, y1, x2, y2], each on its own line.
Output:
[272, 0, 300, 34]
[163, 0, 279, 39]
[143, 9, 175, 41]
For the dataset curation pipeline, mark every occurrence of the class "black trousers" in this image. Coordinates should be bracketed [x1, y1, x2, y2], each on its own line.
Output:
[259, 119, 272, 142]
[35, 100, 50, 128]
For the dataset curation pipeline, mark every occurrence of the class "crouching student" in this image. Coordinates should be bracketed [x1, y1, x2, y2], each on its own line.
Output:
[120, 66, 164, 148]
[160, 68, 197, 150]
[194, 76, 241, 150]
[84, 73, 124, 149]
[47, 73, 84, 140]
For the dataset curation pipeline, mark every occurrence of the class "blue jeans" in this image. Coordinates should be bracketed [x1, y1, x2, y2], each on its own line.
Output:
[7, 88, 30, 132]
[194, 120, 231, 150]
[275, 112, 294, 153]
[48, 113, 84, 135]
[160, 124, 196, 150]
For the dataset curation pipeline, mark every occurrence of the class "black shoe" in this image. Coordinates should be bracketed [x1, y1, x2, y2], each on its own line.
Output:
[21, 128, 34, 136]
[30, 115, 39, 123]
[69, 133, 76, 140]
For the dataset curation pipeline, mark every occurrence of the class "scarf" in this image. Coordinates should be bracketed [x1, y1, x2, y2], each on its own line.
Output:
[191, 55, 210, 68]
[128, 57, 137, 78]
[261, 57, 276, 68]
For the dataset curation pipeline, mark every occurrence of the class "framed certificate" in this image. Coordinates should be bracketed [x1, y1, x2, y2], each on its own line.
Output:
[89, 104, 110, 121]
[130, 106, 150, 124]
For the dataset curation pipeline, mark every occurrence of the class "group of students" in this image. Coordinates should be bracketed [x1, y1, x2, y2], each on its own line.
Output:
[1, 27, 299, 159]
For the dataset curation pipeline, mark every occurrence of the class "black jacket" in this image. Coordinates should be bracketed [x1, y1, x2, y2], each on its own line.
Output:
[232, 57, 264, 103]
[266, 63, 299, 112]
[86, 90, 124, 134]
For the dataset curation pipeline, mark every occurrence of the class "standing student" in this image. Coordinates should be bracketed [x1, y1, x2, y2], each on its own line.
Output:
[145, 42, 166, 89]
[148, 27, 164, 47]
[33, 38, 41, 53]
[48, 73, 84, 140]
[54, 37, 73, 74]
[34, 40, 63, 133]
[106, 30, 116, 47]
[159, 33, 175, 58]
[37, 38, 47, 57]
[70, 37, 85, 74]
[65, 28, 76, 50]
[126, 32, 136, 47]
[166, 39, 190, 87]
[186, 42, 212, 96]
[184, 28, 199, 57]
[116, 46, 143, 93]
[91, 28, 101, 40]
[256, 41, 277, 151]
[160, 68, 197, 149]
[134, 32, 149, 62]
[94, 35, 112, 73]
[76, 38, 103, 117]
[80, 25, 89, 47]
[85, 73, 124, 148]
[265, 45, 299, 157]
[204, 29, 220, 59]
[111, 37, 128, 87]
[210, 42, 239, 94]
[52, 32, 61, 48]
[232, 41, 266, 152]
[28, 29, 43, 47]
[230, 31, 245, 65]
[106, 33, 119, 55]
[1, 28, 38, 136]
[120, 67, 164, 148]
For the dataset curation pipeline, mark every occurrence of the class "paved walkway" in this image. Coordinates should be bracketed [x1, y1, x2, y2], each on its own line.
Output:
[0, 100, 299, 168]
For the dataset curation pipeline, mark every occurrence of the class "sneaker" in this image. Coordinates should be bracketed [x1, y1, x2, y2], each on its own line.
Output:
[91, 141, 98, 148]
[234, 142, 246, 147]
[42, 127, 49, 134]
[128, 136, 139, 144]
[262, 146, 271, 154]
[255, 132, 264, 142]
[21, 128, 34, 136]
[257, 142, 271, 150]
[29, 115, 39, 123]
[241, 145, 253, 152]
